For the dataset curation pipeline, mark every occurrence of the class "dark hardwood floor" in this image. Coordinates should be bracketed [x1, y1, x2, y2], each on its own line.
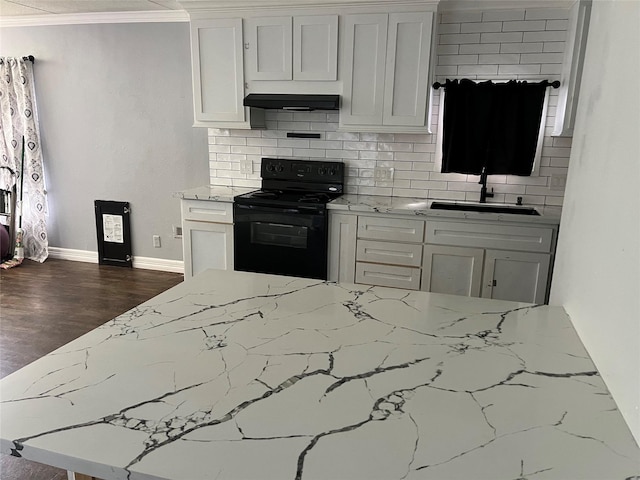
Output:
[0, 258, 183, 480]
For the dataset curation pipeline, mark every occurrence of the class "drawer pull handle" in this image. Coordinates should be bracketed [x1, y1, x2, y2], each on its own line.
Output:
[363, 270, 412, 281]
[365, 248, 414, 258]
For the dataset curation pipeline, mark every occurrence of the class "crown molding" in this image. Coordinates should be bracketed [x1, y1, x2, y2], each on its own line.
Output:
[0, 9, 189, 28]
[179, 0, 438, 13]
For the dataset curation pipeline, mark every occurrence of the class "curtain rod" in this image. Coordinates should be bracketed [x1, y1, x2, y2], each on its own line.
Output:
[432, 79, 560, 90]
[22, 55, 35, 63]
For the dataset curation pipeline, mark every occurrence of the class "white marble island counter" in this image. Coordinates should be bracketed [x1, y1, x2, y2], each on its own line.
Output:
[1, 270, 638, 480]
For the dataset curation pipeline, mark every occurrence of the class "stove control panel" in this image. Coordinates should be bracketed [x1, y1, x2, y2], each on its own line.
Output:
[261, 158, 344, 182]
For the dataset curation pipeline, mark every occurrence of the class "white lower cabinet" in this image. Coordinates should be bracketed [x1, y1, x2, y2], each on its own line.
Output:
[328, 213, 357, 283]
[329, 211, 557, 304]
[481, 250, 551, 304]
[422, 245, 484, 297]
[355, 262, 421, 290]
[181, 200, 234, 278]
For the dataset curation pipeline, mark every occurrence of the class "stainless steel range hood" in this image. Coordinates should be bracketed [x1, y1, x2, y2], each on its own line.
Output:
[243, 94, 340, 111]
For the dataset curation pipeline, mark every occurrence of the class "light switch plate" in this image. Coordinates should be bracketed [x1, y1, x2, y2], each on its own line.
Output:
[240, 160, 253, 175]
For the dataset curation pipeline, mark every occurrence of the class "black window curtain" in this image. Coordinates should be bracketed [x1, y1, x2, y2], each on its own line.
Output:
[441, 79, 547, 176]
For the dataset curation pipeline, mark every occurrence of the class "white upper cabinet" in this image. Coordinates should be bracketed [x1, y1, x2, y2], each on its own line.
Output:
[341, 11, 434, 131]
[190, 18, 247, 125]
[383, 12, 433, 126]
[294, 15, 339, 81]
[341, 14, 388, 125]
[246, 16, 293, 80]
[245, 14, 338, 82]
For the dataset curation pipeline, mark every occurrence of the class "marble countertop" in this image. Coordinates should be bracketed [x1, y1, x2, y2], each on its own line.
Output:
[176, 185, 255, 202]
[329, 195, 562, 225]
[1, 270, 637, 479]
[176, 187, 561, 226]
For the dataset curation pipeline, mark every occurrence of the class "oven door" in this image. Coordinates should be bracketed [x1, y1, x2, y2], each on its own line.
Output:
[233, 203, 328, 280]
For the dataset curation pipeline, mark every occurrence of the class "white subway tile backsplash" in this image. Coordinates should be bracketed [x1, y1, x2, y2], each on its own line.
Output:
[309, 140, 342, 150]
[546, 19, 569, 31]
[498, 64, 541, 75]
[479, 53, 520, 64]
[482, 10, 525, 22]
[520, 52, 564, 64]
[481, 32, 524, 43]
[500, 42, 543, 53]
[378, 142, 413, 152]
[439, 54, 480, 65]
[543, 42, 565, 53]
[541, 64, 563, 75]
[437, 44, 460, 55]
[460, 43, 500, 54]
[361, 132, 395, 142]
[502, 20, 546, 32]
[458, 65, 499, 76]
[461, 22, 502, 33]
[441, 11, 482, 23]
[208, 144, 231, 153]
[523, 30, 567, 42]
[440, 33, 481, 44]
[206, 6, 571, 206]
[438, 23, 461, 34]
[359, 151, 394, 161]
[344, 141, 377, 151]
[525, 8, 569, 21]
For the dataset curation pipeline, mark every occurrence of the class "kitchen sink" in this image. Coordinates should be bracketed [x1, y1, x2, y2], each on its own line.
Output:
[430, 202, 540, 216]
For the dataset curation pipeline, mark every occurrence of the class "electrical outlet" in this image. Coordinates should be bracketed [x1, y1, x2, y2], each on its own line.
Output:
[173, 225, 182, 238]
[153, 235, 161, 248]
[374, 166, 394, 183]
[550, 174, 567, 190]
[240, 159, 253, 175]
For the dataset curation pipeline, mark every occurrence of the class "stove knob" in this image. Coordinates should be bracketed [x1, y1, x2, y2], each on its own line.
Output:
[276, 164, 284, 172]
[266, 163, 276, 172]
[328, 168, 337, 176]
[318, 167, 326, 175]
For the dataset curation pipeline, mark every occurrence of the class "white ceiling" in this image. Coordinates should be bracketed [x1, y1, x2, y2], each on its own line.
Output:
[0, 0, 184, 16]
[0, 0, 574, 17]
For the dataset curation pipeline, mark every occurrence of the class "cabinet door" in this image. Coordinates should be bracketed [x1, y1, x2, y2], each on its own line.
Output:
[294, 15, 338, 81]
[183, 220, 234, 278]
[341, 14, 388, 125]
[246, 16, 292, 80]
[328, 213, 357, 283]
[422, 245, 484, 297]
[383, 12, 433, 126]
[191, 18, 246, 123]
[482, 250, 551, 304]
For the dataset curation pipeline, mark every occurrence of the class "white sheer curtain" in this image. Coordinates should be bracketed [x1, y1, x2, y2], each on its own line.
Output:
[0, 57, 48, 262]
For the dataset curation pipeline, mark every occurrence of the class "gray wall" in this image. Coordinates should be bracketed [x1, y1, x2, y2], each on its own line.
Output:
[0, 21, 208, 260]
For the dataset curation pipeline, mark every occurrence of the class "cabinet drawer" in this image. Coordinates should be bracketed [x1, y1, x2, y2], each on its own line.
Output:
[355, 262, 421, 290]
[181, 200, 233, 224]
[426, 221, 553, 253]
[357, 239, 422, 267]
[358, 216, 424, 243]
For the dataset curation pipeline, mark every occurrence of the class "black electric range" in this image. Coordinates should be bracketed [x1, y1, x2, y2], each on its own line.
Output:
[233, 158, 345, 280]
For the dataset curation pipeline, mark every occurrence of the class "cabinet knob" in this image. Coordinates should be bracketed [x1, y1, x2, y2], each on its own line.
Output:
[244, 42, 250, 49]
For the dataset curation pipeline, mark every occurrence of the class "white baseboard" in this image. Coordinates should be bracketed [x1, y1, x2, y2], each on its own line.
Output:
[47, 247, 184, 274]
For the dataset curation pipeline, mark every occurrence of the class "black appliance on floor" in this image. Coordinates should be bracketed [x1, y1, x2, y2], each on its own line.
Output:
[234, 158, 344, 280]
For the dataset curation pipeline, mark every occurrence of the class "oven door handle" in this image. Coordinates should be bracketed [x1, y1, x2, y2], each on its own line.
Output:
[234, 203, 323, 215]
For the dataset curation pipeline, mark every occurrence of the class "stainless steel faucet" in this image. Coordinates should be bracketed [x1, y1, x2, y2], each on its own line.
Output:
[479, 167, 494, 203]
